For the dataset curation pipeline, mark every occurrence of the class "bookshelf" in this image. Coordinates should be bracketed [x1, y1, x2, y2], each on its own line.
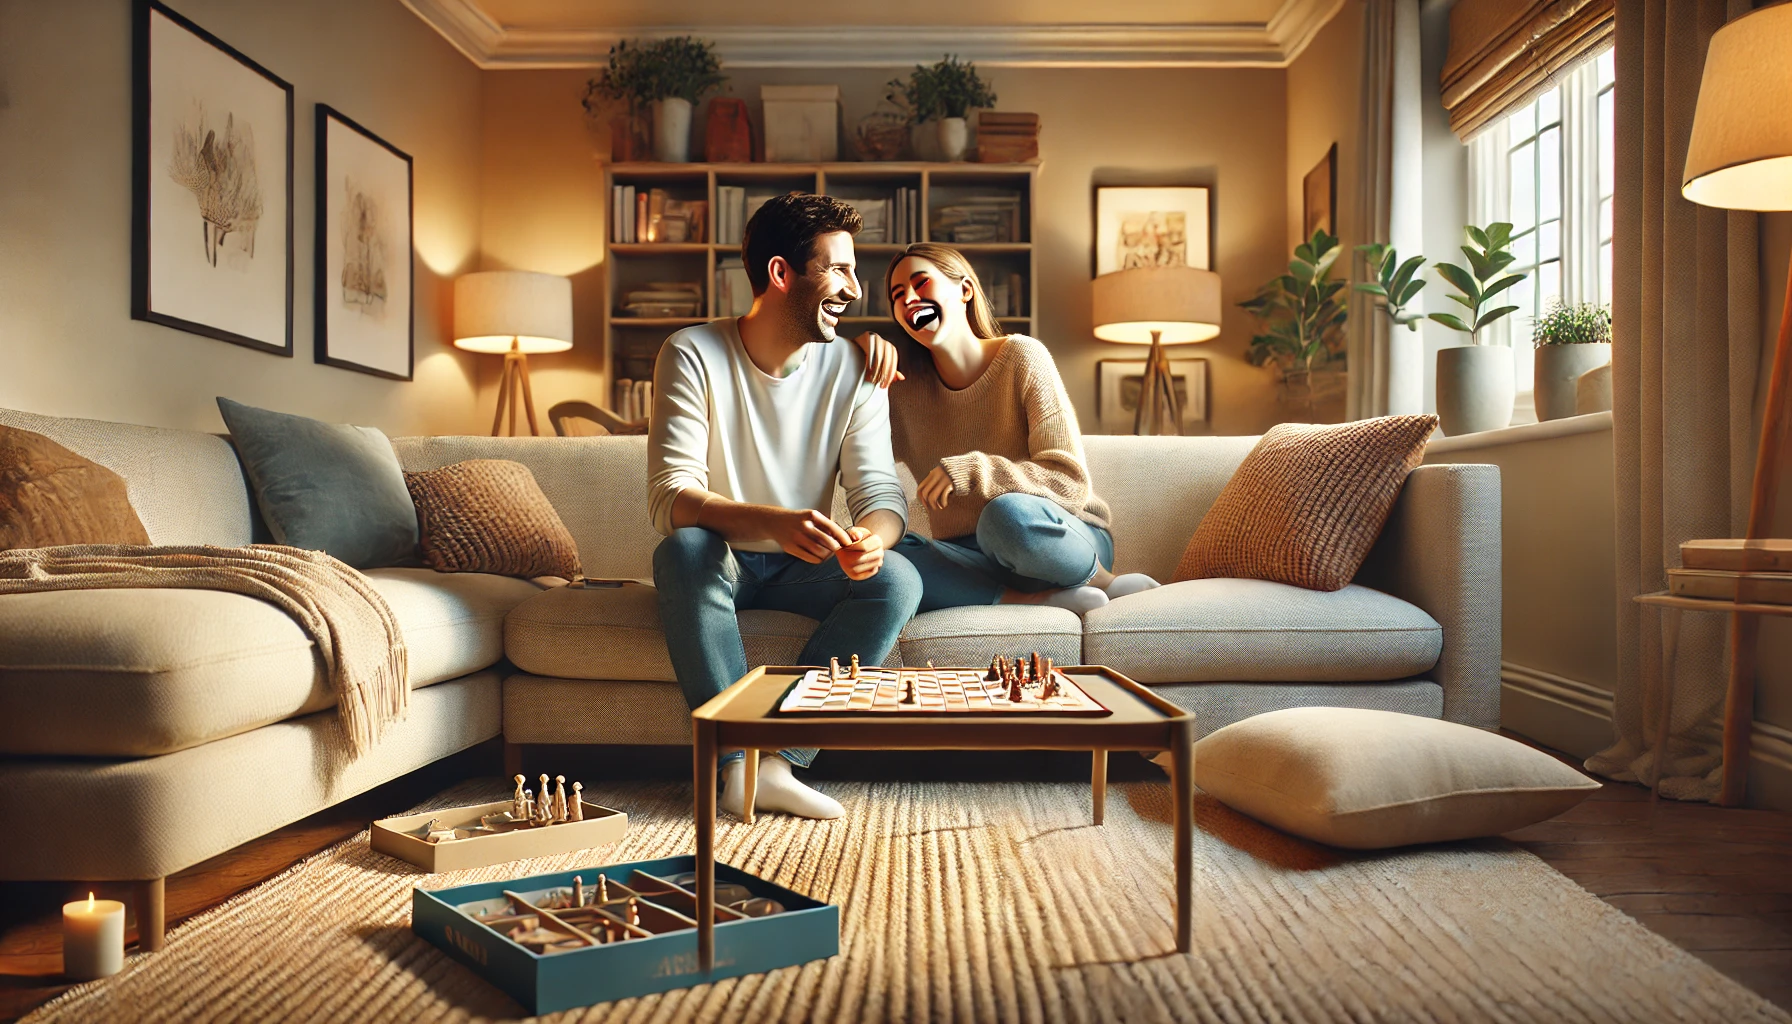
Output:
[603, 161, 1040, 399]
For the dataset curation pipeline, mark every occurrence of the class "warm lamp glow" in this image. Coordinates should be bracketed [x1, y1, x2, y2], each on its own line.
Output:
[1091, 266, 1223, 344]
[453, 271, 574, 354]
[1681, 2, 1792, 211]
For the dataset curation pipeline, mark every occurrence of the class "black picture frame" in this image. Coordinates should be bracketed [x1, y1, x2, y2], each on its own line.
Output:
[131, 0, 294, 356]
[314, 104, 415, 381]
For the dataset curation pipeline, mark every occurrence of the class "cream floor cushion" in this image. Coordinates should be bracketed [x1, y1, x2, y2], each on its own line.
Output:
[0, 569, 540, 757]
[1081, 578, 1443, 684]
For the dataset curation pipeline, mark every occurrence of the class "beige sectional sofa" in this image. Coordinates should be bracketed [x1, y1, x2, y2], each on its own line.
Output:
[0, 405, 1499, 948]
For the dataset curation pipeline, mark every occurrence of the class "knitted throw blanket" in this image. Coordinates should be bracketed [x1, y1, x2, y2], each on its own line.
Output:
[0, 544, 407, 757]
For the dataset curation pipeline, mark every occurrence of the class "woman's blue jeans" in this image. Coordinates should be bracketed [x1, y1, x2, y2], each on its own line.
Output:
[895, 493, 1115, 613]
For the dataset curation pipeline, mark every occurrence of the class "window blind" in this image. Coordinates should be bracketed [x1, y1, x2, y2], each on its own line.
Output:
[1441, 0, 1614, 141]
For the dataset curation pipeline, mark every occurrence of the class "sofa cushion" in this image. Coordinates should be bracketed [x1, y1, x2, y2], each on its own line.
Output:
[898, 605, 1082, 669]
[406, 460, 581, 579]
[0, 425, 151, 548]
[0, 569, 538, 757]
[1082, 578, 1441, 684]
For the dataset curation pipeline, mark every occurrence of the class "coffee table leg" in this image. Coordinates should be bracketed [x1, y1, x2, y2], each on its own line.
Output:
[1091, 749, 1107, 826]
[1170, 719, 1194, 954]
[694, 719, 717, 973]
[741, 748, 757, 825]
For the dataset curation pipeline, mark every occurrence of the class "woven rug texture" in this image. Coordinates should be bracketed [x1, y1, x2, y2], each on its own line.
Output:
[26, 777, 1789, 1024]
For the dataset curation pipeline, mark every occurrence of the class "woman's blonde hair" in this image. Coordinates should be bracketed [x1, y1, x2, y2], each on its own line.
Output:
[884, 243, 1006, 341]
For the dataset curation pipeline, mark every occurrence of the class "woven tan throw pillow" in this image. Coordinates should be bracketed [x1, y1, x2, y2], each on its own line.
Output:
[405, 460, 580, 579]
[1, 425, 150, 549]
[1174, 414, 1438, 592]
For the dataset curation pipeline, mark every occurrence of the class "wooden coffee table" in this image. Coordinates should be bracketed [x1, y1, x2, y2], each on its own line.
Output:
[689, 664, 1196, 970]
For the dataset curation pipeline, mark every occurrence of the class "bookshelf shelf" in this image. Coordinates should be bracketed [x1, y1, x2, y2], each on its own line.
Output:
[604, 161, 1039, 404]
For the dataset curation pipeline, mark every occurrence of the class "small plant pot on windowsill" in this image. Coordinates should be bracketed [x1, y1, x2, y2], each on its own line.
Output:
[1533, 343, 1612, 421]
[1436, 345, 1514, 436]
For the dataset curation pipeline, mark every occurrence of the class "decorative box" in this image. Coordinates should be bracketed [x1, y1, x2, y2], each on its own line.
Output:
[371, 799, 628, 872]
[413, 855, 839, 1014]
[761, 85, 840, 162]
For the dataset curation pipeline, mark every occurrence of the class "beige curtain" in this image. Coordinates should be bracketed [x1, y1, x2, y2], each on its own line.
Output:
[1586, 0, 1760, 801]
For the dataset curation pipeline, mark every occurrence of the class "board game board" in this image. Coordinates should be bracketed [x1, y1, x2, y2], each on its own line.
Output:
[777, 660, 1110, 715]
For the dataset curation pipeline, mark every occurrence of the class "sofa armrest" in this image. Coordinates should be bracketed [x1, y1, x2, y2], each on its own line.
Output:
[1355, 463, 1502, 729]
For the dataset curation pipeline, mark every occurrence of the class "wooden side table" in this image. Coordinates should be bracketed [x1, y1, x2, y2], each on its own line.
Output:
[1634, 590, 1792, 805]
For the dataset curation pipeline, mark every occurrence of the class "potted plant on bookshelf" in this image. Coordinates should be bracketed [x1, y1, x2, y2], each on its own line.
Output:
[640, 37, 727, 163]
[1240, 228, 1349, 416]
[583, 41, 652, 162]
[1530, 300, 1612, 421]
[1427, 223, 1526, 435]
[893, 55, 996, 162]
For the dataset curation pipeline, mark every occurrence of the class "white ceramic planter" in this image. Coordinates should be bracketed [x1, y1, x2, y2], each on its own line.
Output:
[653, 97, 692, 163]
[1533, 343, 1612, 421]
[937, 117, 969, 161]
[1436, 345, 1514, 436]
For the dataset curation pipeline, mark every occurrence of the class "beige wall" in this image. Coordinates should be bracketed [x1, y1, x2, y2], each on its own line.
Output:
[1286, 0, 1363, 254]
[0, 0, 484, 436]
[478, 64, 1296, 435]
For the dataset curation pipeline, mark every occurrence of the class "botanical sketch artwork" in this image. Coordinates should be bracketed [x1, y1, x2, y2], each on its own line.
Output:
[168, 102, 263, 270]
[1095, 187, 1211, 276]
[339, 178, 388, 318]
[134, 1, 292, 354]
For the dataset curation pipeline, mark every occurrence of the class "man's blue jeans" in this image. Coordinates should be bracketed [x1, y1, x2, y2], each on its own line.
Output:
[895, 493, 1116, 612]
[653, 527, 922, 768]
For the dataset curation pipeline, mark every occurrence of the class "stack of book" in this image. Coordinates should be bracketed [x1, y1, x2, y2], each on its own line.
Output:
[713, 189, 780, 246]
[611, 187, 707, 244]
[618, 281, 702, 318]
[986, 271, 1026, 318]
[976, 112, 1039, 163]
[610, 378, 654, 423]
[932, 195, 1023, 243]
[1668, 539, 1792, 603]
[714, 257, 753, 317]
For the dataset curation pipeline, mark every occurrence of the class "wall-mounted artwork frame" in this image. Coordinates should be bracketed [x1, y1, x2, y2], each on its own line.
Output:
[1303, 143, 1337, 238]
[1094, 186, 1211, 276]
[1096, 358, 1208, 434]
[315, 105, 414, 380]
[131, 0, 293, 356]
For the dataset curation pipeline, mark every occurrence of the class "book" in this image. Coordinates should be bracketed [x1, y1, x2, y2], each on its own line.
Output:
[635, 191, 648, 243]
[1668, 567, 1792, 604]
[1681, 538, 1792, 573]
[715, 257, 753, 316]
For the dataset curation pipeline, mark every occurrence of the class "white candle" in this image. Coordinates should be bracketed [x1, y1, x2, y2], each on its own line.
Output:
[62, 893, 125, 980]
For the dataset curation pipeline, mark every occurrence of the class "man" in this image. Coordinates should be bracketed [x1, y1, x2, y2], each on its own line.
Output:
[649, 193, 920, 820]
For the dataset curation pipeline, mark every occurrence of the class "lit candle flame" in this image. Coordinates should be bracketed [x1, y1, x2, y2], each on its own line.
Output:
[87, 892, 95, 911]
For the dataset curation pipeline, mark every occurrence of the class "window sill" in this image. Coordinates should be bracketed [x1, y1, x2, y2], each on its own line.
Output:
[1426, 410, 1612, 456]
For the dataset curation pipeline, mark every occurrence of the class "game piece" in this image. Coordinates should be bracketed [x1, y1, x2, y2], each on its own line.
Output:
[571, 781, 585, 820]
[521, 788, 534, 820]
[536, 775, 552, 823]
[986, 656, 1001, 681]
[627, 897, 640, 928]
[598, 874, 610, 903]
[849, 654, 861, 678]
[1008, 671, 1023, 703]
[1031, 652, 1042, 681]
[830, 656, 841, 679]
[512, 775, 528, 820]
[554, 776, 569, 821]
[900, 674, 916, 705]
[572, 875, 584, 906]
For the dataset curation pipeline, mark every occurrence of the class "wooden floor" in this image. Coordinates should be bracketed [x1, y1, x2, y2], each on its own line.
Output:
[2, 745, 1788, 1021]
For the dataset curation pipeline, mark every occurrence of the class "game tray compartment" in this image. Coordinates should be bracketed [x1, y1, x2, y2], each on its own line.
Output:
[413, 855, 838, 1013]
[371, 799, 629, 872]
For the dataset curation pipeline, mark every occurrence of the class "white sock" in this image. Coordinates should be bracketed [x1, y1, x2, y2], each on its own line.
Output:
[1044, 585, 1109, 615]
[1106, 573, 1162, 600]
[720, 754, 843, 820]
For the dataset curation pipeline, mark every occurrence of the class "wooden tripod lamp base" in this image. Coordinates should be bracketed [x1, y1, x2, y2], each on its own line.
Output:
[491, 339, 541, 437]
[1134, 330, 1183, 436]
[452, 270, 573, 439]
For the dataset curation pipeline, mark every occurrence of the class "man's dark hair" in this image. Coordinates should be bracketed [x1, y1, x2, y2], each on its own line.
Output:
[741, 192, 862, 295]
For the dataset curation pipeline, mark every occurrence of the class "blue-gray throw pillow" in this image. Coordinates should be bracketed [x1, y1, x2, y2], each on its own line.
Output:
[216, 397, 419, 569]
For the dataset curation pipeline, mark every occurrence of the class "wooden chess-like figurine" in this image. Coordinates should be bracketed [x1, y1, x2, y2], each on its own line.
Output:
[512, 774, 528, 820]
[553, 775, 569, 821]
[849, 653, 861, 679]
[570, 781, 585, 820]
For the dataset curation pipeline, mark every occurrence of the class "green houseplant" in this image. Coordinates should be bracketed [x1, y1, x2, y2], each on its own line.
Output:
[1354, 243, 1427, 331]
[1530, 300, 1613, 420]
[1429, 223, 1527, 434]
[892, 55, 996, 160]
[1240, 228, 1349, 396]
[585, 37, 726, 163]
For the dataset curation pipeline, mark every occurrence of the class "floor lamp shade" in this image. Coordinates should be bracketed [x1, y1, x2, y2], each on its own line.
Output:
[453, 271, 574, 354]
[1681, 1, 1792, 211]
[1091, 267, 1222, 344]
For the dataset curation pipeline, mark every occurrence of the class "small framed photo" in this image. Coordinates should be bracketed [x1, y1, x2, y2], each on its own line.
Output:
[1303, 143, 1337, 238]
[132, 0, 294, 355]
[315, 105, 414, 379]
[1096, 359, 1209, 434]
[1094, 186, 1211, 276]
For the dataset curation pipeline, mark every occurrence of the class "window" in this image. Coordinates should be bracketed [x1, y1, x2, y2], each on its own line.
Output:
[1467, 49, 1616, 415]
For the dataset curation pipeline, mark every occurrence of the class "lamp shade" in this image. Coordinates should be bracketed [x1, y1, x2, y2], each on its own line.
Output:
[1091, 266, 1222, 344]
[1682, 2, 1792, 211]
[453, 271, 574, 354]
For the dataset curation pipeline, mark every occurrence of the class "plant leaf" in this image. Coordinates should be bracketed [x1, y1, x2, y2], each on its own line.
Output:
[1448, 293, 1476, 310]
[1474, 304, 1521, 329]
[1462, 245, 1492, 282]
[1466, 225, 1490, 249]
[1481, 274, 1523, 300]
[1428, 312, 1472, 332]
[1436, 263, 1481, 302]
[1396, 279, 1427, 305]
[1355, 282, 1389, 297]
[1487, 250, 1517, 273]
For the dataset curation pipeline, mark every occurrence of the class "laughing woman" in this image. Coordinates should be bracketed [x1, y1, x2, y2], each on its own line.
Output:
[855, 242, 1159, 614]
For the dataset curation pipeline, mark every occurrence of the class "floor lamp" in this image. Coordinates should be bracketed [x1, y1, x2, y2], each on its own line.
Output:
[1681, 2, 1792, 805]
[1092, 267, 1222, 435]
[453, 271, 574, 437]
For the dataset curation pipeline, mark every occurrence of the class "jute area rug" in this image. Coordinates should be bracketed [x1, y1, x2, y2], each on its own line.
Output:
[27, 778, 1788, 1024]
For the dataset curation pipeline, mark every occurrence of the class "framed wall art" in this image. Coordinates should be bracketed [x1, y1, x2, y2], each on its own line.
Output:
[1096, 358, 1208, 434]
[132, 0, 293, 355]
[315, 105, 414, 380]
[1094, 186, 1211, 276]
[1303, 143, 1337, 238]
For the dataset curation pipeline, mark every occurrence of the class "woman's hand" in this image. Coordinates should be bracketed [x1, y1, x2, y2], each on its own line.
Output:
[852, 331, 905, 389]
[836, 526, 884, 580]
[917, 465, 956, 510]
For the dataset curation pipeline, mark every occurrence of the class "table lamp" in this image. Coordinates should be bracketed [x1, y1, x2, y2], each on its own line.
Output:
[1680, 0, 1792, 805]
[1092, 266, 1222, 435]
[453, 271, 573, 436]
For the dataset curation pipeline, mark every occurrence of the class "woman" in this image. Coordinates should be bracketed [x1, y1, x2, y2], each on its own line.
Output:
[855, 243, 1158, 614]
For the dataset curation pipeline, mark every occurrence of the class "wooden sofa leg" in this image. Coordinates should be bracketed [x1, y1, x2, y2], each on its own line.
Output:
[504, 741, 524, 777]
[133, 877, 166, 952]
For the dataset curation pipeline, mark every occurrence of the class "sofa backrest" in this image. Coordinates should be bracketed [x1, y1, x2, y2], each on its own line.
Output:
[0, 406, 255, 546]
[1083, 434, 1257, 581]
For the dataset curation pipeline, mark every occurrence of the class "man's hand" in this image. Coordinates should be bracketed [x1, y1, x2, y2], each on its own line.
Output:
[852, 331, 904, 389]
[760, 508, 854, 563]
[836, 525, 884, 580]
[917, 465, 956, 510]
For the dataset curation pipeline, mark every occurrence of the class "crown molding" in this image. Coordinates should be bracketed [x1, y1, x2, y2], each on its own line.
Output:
[402, 0, 1347, 70]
